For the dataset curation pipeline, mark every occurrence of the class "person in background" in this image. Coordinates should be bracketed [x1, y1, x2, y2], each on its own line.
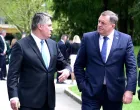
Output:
[7, 12, 71, 110]
[74, 10, 137, 110]
[137, 49, 140, 100]
[56, 34, 69, 84]
[8, 37, 18, 59]
[11, 38, 18, 48]
[65, 35, 71, 63]
[69, 35, 81, 84]
[0, 30, 7, 80]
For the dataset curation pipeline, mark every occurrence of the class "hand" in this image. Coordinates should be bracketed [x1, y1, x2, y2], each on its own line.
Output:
[10, 99, 20, 110]
[137, 89, 140, 100]
[123, 91, 133, 104]
[58, 69, 70, 82]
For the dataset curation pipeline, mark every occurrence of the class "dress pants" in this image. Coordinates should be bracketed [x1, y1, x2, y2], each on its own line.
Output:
[19, 97, 54, 110]
[19, 106, 54, 110]
[82, 85, 123, 110]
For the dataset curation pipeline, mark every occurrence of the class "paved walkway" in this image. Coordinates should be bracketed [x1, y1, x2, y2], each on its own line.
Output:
[0, 80, 81, 110]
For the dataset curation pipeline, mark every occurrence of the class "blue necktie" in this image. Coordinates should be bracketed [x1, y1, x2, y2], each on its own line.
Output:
[101, 37, 109, 63]
[40, 40, 48, 68]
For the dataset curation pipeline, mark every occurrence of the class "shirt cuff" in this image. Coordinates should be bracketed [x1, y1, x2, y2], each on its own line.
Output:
[10, 97, 19, 102]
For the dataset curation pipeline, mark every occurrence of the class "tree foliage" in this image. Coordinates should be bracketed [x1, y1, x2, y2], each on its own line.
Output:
[52, 0, 103, 38]
[0, 0, 45, 33]
[52, 0, 140, 45]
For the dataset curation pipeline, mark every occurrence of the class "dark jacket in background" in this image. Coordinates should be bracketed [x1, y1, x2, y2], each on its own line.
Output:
[70, 43, 81, 55]
[57, 40, 67, 60]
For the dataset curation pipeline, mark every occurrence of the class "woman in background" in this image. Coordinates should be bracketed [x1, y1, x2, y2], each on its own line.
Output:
[70, 35, 81, 84]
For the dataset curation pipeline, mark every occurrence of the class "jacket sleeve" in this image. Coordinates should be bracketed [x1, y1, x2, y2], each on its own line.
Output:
[74, 34, 86, 92]
[125, 36, 137, 93]
[7, 42, 23, 99]
[56, 43, 72, 72]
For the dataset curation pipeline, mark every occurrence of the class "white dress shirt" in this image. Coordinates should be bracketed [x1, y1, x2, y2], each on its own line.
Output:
[31, 32, 50, 67]
[99, 29, 114, 62]
[99, 29, 114, 84]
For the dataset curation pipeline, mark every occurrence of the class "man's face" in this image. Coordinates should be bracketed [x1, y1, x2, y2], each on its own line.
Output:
[39, 19, 53, 39]
[97, 15, 115, 36]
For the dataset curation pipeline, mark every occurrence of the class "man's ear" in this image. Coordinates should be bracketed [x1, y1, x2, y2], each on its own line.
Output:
[37, 24, 43, 30]
[112, 24, 115, 28]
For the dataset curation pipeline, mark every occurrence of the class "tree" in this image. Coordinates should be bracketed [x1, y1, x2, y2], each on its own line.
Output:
[0, 0, 45, 34]
[52, 0, 103, 38]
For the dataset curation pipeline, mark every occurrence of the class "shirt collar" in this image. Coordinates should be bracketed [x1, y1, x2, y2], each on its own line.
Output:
[61, 39, 65, 44]
[31, 32, 42, 43]
[99, 29, 115, 40]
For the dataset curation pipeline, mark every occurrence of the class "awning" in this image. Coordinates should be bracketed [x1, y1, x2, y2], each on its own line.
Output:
[0, 24, 19, 33]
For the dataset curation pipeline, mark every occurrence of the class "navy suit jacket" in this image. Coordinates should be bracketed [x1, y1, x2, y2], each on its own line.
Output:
[74, 30, 137, 101]
[7, 35, 71, 108]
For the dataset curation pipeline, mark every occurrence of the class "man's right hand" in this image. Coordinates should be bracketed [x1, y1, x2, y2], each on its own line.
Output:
[10, 99, 20, 110]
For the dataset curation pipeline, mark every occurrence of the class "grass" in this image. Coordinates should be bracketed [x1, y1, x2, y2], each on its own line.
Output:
[69, 46, 140, 110]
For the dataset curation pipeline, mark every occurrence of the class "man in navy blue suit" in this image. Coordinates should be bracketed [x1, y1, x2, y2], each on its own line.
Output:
[74, 10, 137, 110]
[56, 34, 69, 83]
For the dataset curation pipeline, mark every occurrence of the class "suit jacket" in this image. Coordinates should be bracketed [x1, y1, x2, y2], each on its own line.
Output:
[0, 35, 4, 53]
[57, 40, 67, 60]
[74, 30, 137, 101]
[7, 35, 71, 108]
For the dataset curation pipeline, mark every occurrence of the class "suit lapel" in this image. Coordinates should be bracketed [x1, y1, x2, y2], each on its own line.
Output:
[106, 30, 120, 63]
[94, 32, 101, 55]
[27, 35, 47, 70]
[93, 32, 106, 64]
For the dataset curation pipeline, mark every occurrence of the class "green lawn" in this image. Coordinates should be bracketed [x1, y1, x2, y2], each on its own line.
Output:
[69, 46, 140, 110]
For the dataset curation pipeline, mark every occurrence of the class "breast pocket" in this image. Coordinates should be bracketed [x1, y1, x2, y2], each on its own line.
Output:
[112, 48, 125, 58]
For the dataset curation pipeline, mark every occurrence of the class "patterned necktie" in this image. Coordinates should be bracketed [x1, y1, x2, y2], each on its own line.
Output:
[101, 37, 109, 63]
[40, 40, 48, 68]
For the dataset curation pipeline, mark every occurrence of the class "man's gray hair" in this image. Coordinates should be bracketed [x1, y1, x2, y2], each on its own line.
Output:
[31, 12, 52, 30]
[101, 10, 118, 25]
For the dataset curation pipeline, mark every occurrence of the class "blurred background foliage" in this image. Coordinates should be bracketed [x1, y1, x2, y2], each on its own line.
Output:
[0, 0, 140, 44]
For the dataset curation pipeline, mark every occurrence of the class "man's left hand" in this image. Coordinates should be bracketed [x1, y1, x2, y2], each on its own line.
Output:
[58, 69, 70, 82]
[123, 91, 133, 104]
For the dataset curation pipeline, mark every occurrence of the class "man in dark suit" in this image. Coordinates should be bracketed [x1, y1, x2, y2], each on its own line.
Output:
[56, 35, 69, 83]
[0, 30, 7, 80]
[7, 12, 71, 110]
[74, 10, 137, 110]
[137, 50, 140, 100]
